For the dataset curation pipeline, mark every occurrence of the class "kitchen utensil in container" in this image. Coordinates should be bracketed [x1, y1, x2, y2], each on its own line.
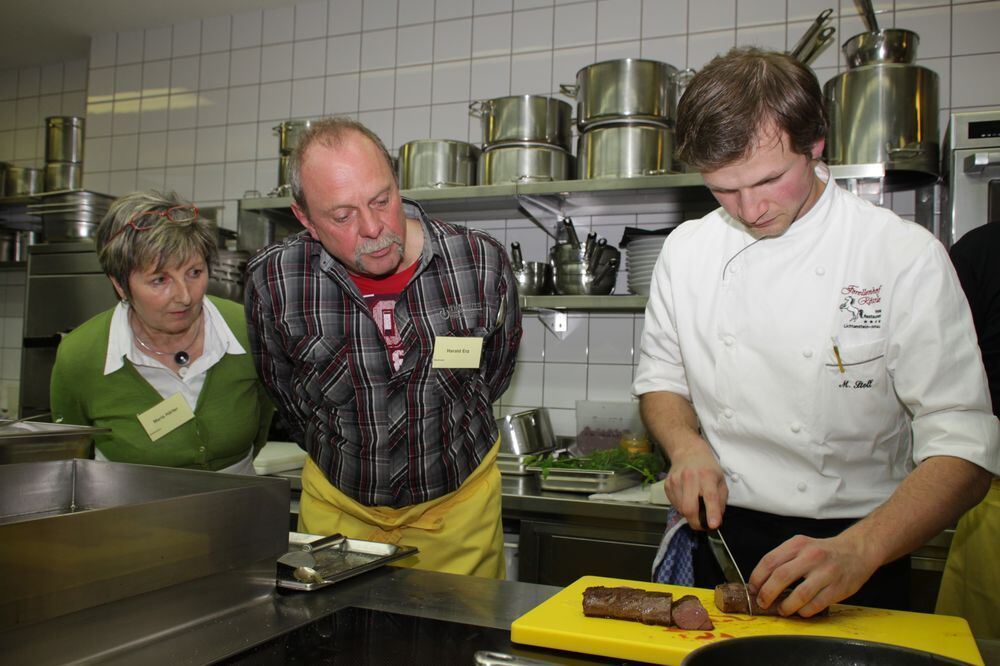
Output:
[478, 143, 572, 185]
[398, 139, 479, 189]
[45, 116, 85, 163]
[859, 0, 880, 32]
[470, 95, 573, 151]
[796, 26, 836, 66]
[842, 29, 919, 68]
[787, 8, 833, 61]
[824, 63, 938, 187]
[497, 408, 555, 455]
[562, 59, 684, 128]
[577, 121, 674, 179]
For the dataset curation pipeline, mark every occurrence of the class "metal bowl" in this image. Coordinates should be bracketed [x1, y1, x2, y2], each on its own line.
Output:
[514, 261, 553, 295]
[497, 408, 555, 455]
[842, 29, 919, 68]
[552, 259, 618, 295]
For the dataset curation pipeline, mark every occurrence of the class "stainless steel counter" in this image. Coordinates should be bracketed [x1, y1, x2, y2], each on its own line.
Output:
[1, 564, 562, 665]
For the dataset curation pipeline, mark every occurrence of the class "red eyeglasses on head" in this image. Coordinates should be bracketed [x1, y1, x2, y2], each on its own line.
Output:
[106, 204, 200, 244]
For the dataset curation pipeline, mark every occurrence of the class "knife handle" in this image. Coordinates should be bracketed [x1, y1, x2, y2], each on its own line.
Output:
[698, 497, 709, 531]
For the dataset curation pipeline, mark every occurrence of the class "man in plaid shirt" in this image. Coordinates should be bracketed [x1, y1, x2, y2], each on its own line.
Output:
[245, 117, 521, 578]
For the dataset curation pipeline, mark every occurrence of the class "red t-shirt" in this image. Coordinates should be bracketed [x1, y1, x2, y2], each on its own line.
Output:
[349, 261, 418, 372]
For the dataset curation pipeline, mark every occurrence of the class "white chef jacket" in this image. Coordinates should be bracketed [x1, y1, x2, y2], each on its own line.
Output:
[633, 166, 1000, 519]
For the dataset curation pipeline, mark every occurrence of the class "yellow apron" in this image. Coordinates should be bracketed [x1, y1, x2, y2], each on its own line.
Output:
[299, 437, 505, 579]
[935, 478, 1000, 639]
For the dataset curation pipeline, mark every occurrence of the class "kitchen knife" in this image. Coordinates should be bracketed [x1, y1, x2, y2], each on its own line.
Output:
[698, 498, 753, 616]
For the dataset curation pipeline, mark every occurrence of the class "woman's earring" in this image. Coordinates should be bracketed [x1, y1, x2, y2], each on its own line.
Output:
[120, 298, 129, 305]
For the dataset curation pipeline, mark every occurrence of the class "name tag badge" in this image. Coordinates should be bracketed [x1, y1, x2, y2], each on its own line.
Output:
[137, 392, 195, 442]
[432, 336, 484, 369]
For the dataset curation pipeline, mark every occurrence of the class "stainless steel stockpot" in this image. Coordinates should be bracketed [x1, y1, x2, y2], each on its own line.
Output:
[469, 95, 573, 150]
[273, 120, 315, 155]
[398, 139, 480, 189]
[824, 63, 939, 186]
[5, 166, 43, 196]
[45, 116, 85, 163]
[577, 121, 674, 179]
[478, 142, 572, 185]
[563, 59, 682, 128]
[44, 162, 83, 192]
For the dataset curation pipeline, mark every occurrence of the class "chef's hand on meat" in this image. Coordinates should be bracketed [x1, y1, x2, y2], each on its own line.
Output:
[747, 531, 880, 617]
[663, 440, 729, 531]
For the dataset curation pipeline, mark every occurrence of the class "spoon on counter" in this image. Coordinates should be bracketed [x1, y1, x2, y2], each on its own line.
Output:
[277, 533, 345, 569]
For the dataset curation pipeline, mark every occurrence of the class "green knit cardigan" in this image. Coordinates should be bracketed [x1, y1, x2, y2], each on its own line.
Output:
[49, 296, 274, 470]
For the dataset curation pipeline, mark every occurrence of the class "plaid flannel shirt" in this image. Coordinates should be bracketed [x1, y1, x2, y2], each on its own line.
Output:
[244, 200, 522, 507]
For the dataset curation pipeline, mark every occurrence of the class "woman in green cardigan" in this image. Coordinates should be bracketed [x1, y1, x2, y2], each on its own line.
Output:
[50, 190, 273, 473]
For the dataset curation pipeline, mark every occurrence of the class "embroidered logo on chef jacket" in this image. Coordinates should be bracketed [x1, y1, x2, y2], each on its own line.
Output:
[838, 284, 883, 329]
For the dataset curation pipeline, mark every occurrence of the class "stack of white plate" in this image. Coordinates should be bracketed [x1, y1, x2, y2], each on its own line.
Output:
[625, 236, 667, 295]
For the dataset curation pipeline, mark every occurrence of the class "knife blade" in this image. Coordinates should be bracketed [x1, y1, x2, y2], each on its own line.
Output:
[699, 498, 753, 616]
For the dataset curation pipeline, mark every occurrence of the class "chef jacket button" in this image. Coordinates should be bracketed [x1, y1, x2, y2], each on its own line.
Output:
[731, 473, 740, 482]
[797, 481, 807, 492]
[730, 264, 739, 274]
[790, 422, 802, 433]
[802, 348, 813, 358]
[815, 266, 825, 276]
[724, 336, 735, 347]
[723, 408, 734, 419]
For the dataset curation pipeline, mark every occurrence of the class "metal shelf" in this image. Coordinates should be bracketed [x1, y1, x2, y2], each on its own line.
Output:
[238, 164, 885, 221]
[520, 295, 647, 311]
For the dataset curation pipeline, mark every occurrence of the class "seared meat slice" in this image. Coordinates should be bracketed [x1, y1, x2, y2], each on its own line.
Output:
[714, 583, 827, 616]
[582, 586, 674, 627]
[671, 594, 715, 630]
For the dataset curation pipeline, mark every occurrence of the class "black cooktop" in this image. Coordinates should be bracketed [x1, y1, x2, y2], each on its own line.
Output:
[215, 606, 623, 665]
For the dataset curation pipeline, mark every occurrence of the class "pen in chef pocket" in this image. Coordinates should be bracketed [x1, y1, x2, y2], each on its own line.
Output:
[831, 336, 845, 373]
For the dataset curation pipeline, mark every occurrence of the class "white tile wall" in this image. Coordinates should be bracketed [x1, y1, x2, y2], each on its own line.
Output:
[2, 0, 999, 431]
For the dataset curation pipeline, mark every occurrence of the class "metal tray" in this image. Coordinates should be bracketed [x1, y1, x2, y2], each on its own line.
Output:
[277, 532, 418, 591]
[498, 447, 558, 476]
[525, 465, 643, 493]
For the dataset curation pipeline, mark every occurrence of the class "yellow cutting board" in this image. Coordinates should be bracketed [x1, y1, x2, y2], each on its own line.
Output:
[510, 576, 983, 665]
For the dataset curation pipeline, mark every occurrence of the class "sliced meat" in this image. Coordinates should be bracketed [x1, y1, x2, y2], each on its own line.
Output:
[714, 583, 828, 616]
[582, 586, 673, 627]
[671, 594, 715, 630]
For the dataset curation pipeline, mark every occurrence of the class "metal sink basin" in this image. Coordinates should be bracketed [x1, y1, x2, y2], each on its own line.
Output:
[0, 459, 289, 630]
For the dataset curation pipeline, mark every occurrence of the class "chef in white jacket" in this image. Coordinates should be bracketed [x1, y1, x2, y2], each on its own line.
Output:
[634, 47, 1000, 616]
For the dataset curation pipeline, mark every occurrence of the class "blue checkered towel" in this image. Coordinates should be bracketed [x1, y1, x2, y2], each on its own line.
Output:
[651, 507, 697, 585]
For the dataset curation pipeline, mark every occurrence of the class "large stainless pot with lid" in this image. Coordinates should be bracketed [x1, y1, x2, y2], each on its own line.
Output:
[824, 62, 938, 187]
[470, 95, 573, 150]
[273, 119, 315, 155]
[45, 116, 85, 163]
[398, 139, 479, 189]
[577, 121, 674, 179]
[478, 143, 572, 185]
[562, 59, 690, 128]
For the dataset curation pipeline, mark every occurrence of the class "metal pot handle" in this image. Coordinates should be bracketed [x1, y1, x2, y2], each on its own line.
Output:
[559, 83, 579, 98]
[643, 168, 670, 176]
[431, 181, 467, 188]
[515, 174, 554, 183]
[468, 100, 487, 117]
[885, 142, 927, 159]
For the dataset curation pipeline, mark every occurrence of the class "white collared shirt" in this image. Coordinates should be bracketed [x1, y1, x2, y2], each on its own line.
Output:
[634, 166, 1000, 518]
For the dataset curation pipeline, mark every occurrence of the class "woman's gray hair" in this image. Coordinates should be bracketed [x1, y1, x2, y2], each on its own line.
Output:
[96, 190, 218, 299]
[286, 116, 396, 214]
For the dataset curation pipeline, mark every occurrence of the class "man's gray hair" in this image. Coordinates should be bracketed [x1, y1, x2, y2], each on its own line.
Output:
[96, 189, 218, 299]
[287, 116, 397, 214]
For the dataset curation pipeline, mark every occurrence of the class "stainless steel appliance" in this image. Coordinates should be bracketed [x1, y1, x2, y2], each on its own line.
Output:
[941, 108, 1000, 246]
[19, 241, 118, 417]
